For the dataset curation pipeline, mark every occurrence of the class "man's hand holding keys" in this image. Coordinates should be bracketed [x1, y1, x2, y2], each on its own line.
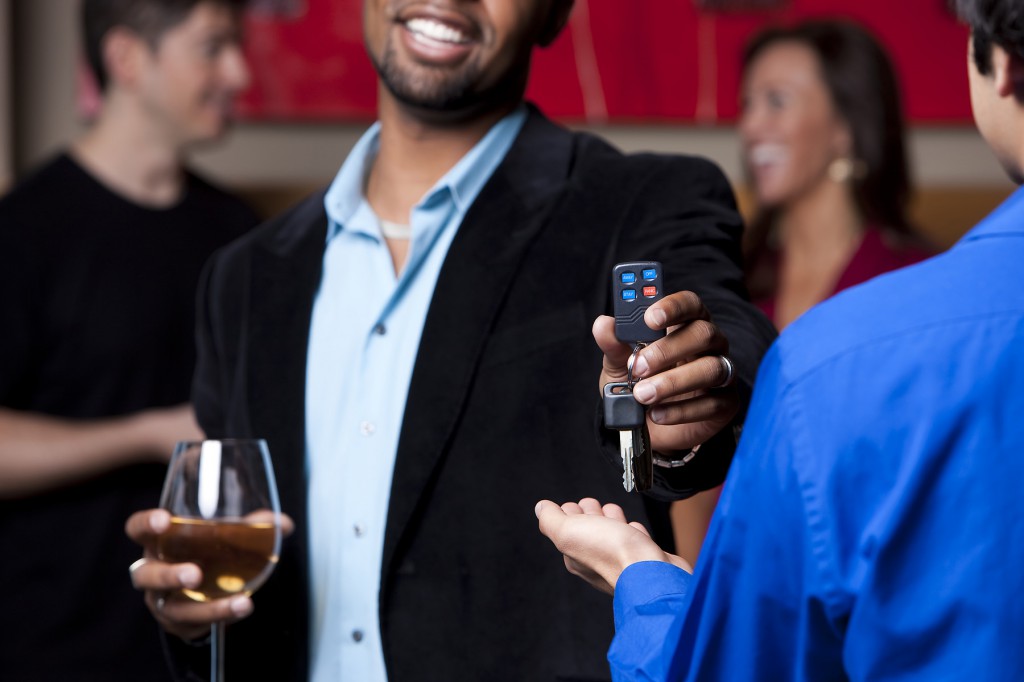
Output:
[594, 289, 740, 458]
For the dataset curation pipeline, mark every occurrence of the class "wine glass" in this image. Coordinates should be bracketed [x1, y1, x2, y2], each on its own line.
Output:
[157, 439, 282, 682]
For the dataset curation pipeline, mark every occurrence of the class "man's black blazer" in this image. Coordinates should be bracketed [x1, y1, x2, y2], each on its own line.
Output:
[181, 107, 776, 681]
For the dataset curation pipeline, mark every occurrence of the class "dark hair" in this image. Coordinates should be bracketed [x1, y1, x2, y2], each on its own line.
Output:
[742, 19, 912, 233]
[953, 0, 1024, 76]
[82, 0, 247, 91]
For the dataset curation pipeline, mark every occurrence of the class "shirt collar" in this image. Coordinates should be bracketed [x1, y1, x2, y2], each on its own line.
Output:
[960, 184, 1024, 244]
[322, 105, 528, 242]
[322, 122, 381, 241]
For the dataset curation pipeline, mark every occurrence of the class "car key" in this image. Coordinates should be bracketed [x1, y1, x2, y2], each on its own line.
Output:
[603, 382, 653, 492]
[604, 261, 666, 492]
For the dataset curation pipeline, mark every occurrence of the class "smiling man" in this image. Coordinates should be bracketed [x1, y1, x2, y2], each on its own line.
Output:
[0, 1, 256, 680]
[125, 0, 775, 680]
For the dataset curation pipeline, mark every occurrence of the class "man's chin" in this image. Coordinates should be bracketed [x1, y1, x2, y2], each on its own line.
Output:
[381, 67, 473, 110]
[186, 122, 233, 149]
[391, 88, 473, 113]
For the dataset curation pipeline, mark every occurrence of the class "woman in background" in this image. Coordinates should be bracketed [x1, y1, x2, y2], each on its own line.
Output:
[740, 19, 933, 329]
[674, 19, 934, 564]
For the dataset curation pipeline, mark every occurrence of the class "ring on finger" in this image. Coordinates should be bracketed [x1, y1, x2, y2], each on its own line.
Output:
[716, 355, 735, 388]
[155, 593, 168, 611]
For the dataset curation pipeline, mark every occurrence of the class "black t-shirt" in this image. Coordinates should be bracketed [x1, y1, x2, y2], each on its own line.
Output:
[0, 153, 258, 681]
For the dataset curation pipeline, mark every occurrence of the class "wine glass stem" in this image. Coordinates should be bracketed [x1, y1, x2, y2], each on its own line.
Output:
[212, 621, 226, 682]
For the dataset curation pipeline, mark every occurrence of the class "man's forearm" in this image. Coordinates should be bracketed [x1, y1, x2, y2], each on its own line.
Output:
[0, 405, 199, 498]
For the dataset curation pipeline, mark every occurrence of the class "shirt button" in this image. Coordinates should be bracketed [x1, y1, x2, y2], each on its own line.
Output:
[360, 421, 375, 436]
[352, 629, 364, 643]
[373, 323, 387, 335]
[354, 524, 366, 538]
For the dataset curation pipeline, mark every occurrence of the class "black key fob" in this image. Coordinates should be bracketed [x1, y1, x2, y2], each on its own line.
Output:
[612, 261, 667, 344]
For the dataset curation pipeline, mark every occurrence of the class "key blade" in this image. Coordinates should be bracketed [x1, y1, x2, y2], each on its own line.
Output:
[619, 430, 635, 492]
[632, 425, 654, 492]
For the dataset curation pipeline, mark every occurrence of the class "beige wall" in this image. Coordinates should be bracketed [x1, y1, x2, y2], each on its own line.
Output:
[10, 1, 1015, 197]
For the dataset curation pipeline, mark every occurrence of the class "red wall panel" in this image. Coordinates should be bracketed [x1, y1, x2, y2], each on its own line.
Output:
[236, 0, 971, 125]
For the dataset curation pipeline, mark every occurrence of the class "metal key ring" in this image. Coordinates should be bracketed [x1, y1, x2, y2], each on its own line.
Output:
[626, 343, 646, 389]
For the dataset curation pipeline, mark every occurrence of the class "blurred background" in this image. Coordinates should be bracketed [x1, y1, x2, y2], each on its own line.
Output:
[0, 0, 1014, 244]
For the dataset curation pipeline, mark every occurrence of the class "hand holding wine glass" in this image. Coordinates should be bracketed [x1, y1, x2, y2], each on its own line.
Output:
[126, 439, 288, 680]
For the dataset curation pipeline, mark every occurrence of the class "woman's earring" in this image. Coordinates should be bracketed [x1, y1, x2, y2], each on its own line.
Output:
[829, 157, 867, 183]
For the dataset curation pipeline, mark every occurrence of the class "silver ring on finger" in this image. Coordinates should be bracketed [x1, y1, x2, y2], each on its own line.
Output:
[716, 355, 735, 388]
[155, 593, 167, 611]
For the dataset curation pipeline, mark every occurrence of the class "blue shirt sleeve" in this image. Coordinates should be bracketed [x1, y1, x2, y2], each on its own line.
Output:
[609, 562, 693, 681]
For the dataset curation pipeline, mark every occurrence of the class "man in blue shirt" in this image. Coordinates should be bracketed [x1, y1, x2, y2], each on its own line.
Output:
[537, 1, 1024, 679]
[126, 0, 775, 679]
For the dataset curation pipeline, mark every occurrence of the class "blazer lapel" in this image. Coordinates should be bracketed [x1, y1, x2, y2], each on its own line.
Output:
[382, 110, 574, 574]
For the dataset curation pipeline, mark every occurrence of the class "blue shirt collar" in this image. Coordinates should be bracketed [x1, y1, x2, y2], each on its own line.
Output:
[960, 184, 1024, 244]
[323, 105, 528, 242]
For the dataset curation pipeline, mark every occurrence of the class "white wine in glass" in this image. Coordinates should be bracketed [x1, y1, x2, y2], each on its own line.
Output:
[158, 439, 282, 682]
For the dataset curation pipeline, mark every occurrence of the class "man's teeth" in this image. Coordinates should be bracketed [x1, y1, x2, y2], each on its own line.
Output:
[406, 18, 469, 44]
[749, 145, 786, 166]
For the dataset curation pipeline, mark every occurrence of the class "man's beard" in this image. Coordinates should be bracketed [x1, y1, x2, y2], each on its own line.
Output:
[371, 42, 521, 114]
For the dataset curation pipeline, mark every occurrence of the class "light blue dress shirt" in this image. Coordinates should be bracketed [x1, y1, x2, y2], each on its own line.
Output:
[608, 186, 1024, 680]
[304, 106, 526, 682]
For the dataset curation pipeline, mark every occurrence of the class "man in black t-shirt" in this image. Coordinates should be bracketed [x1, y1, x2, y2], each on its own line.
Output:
[0, 2, 257, 680]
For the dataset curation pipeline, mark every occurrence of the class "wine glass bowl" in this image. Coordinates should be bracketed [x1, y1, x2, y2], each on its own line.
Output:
[157, 514, 279, 602]
[157, 439, 281, 680]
